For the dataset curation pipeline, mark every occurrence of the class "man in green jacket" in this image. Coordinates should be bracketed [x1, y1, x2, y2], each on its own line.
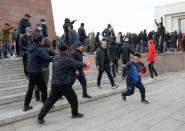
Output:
[1, 23, 14, 58]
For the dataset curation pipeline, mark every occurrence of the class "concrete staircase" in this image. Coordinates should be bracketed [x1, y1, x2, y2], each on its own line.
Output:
[0, 56, 123, 126]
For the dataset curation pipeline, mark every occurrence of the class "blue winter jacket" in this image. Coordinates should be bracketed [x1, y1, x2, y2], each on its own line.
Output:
[123, 61, 144, 84]
[27, 43, 53, 73]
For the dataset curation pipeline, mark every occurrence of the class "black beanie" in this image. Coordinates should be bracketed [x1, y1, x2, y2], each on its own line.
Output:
[75, 42, 83, 48]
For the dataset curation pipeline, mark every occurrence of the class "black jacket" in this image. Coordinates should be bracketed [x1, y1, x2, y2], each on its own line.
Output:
[70, 49, 83, 71]
[19, 34, 33, 56]
[120, 42, 135, 64]
[96, 48, 111, 67]
[52, 53, 87, 85]
[109, 43, 120, 61]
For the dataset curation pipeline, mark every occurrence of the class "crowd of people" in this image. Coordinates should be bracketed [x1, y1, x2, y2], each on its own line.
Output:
[0, 14, 176, 125]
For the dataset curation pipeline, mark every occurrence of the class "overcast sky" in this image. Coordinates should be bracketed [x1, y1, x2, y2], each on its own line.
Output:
[51, 0, 185, 36]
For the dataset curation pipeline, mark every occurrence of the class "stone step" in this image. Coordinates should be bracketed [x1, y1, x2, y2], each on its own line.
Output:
[0, 73, 115, 96]
[0, 73, 25, 82]
[0, 69, 101, 82]
[0, 77, 120, 105]
[0, 68, 24, 75]
[0, 71, 112, 89]
[0, 82, 122, 126]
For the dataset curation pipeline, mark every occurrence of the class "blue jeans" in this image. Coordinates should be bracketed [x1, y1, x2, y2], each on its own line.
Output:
[2, 41, 13, 57]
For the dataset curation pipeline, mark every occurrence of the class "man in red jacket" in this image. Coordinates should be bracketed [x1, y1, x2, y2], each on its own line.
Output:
[147, 32, 158, 80]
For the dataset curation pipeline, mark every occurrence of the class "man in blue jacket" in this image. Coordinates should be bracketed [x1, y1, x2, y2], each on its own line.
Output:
[37, 45, 88, 124]
[23, 35, 53, 112]
[121, 53, 149, 104]
[16, 14, 31, 56]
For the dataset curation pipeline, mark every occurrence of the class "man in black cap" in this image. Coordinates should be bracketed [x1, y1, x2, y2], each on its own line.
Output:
[70, 42, 92, 98]
[19, 27, 33, 77]
[16, 13, 31, 56]
[37, 44, 88, 124]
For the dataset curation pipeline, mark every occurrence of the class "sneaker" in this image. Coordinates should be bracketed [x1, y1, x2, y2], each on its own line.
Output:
[142, 99, 150, 104]
[97, 85, 101, 89]
[155, 76, 162, 80]
[23, 106, 33, 112]
[112, 84, 119, 89]
[121, 94, 126, 101]
[83, 94, 92, 99]
[148, 78, 154, 81]
[71, 113, 84, 119]
[37, 117, 45, 124]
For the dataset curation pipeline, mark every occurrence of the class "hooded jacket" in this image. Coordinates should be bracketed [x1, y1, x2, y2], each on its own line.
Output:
[27, 43, 53, 73]
[147, 39, 156, 62]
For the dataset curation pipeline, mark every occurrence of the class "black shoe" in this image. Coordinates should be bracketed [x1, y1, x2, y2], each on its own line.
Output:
[142, 99, 150, 104]
[97, 85, 101, 89]
[36, 98, 40, 101]
[4, 56, 9, 58]
[23, 106, 33, 112]
[83, 94, 92, 99]
[112, 84, 119, 89]
[37, 117, 45, 124]
[121, 94, 126, 101]
[71, 113, 84, 119]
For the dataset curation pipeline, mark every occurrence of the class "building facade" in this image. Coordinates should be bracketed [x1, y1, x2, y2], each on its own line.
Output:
[154, 2, 185, 33]
[0, 0, 55, 39]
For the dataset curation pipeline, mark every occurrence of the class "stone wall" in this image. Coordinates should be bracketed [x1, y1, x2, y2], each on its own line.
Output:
[119, 52, 185, 76]
[0, 0, 55, 39]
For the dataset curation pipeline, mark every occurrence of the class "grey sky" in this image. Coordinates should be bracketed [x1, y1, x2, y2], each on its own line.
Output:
[51, 0, 185, 35]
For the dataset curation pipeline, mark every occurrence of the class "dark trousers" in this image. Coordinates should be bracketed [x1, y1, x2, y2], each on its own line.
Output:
[122, 79, 145, 101]
[148, 62, 158, 78]
[24, 72, 48, 107]
[22, 54, 28, 77]
[35, 68, 50, 101]
[77, 71, 87, 95]
[16, 38, 20, 56]
[70, 71, 88, 96]
[97, 65, 115, 86]
[111, 59, 119, 78]
[38, 84, 79, 119]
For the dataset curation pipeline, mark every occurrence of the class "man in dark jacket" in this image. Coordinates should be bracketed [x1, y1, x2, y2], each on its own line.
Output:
[120, 38, 135, 78]
[142, 29, 148, 53]
[17, 14, 31, 56]
[68, 25, 80, 52]
[78, 23, 87, 43]
[63, 18, 77, 46]
[102, 24, 115, 38]
[19, 27, 33, 77]
[120, 38, 135, 64]
[70, 42, 92, 98]
[91, 32, 100, 54]
[35, 41, 56, 102]
[109, 37, 120, 78]
[23, 35, 53, 112]
[37, 45, 87, 124]
[96, 38, 119, 89]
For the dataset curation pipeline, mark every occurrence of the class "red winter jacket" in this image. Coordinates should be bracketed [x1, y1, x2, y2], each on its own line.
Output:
[147, 39, 156, 62]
